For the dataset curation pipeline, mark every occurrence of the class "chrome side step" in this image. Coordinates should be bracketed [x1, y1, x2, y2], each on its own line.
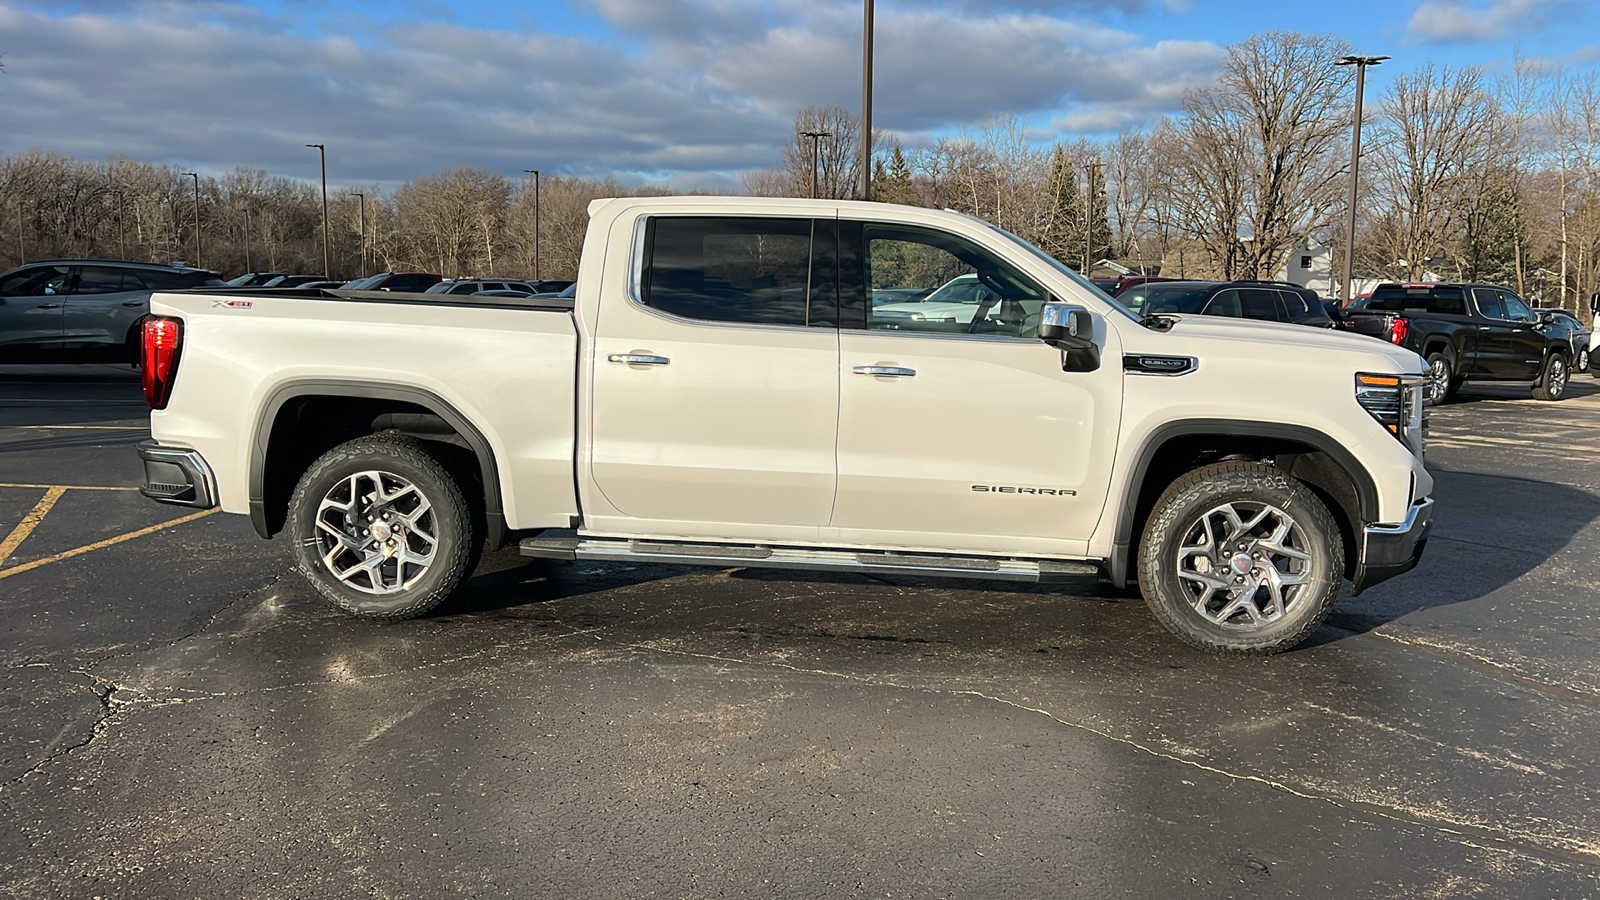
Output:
[519, 533, 1100, 584]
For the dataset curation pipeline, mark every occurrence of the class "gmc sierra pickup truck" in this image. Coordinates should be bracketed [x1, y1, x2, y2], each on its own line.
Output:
[1344, 282, 1573, 406]
[135, 197, 1433, 655]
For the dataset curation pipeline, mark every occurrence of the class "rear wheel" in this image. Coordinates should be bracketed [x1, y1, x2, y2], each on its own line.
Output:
[1138, 462, 1343, 655]
[288, 435, 478, 619]
[1533, 352, 1569, 401]
[1422, 352, 1455, 407]
[1576, 346, 1590, 374]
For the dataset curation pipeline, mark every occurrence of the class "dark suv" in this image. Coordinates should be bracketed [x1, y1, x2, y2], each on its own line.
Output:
[0, 259, 222, 361]
[1117, 280, 1336, 328]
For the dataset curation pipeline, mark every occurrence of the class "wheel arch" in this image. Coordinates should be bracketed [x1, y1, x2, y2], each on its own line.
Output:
[1105, 420, 1378, 588]
[250, 380, 507, 549]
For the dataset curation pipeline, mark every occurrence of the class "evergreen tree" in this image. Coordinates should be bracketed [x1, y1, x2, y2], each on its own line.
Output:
[1038, 145, 1082, 268]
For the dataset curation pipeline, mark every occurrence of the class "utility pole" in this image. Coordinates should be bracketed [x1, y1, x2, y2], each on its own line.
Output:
[112, 189, 126, 261]
[306, 143, 330, 278]
[353, 191, 367, 278]
[182, 171, 202, 268]
[1335, 54, 1388, 303]
[801, 131, 832, 199]
[1079, 161, 1101, 274]
[523, 170, 540, 280]
[242, 200, 252, 272]
[860, 0, 873, 201]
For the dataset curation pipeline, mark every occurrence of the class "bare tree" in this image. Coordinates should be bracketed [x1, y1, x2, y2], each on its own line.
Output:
[1165, 31, 1354, 279]
[1367, 64, 1498, 283]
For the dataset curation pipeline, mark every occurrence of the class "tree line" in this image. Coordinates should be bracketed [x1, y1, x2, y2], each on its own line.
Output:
[3, 31, 1597, 308]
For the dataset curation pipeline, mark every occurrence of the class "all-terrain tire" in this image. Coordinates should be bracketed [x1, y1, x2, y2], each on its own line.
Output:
[1533, 352, 1569, 401]
[1138, 461, 1344, 655]
[288, 434, 477, 620]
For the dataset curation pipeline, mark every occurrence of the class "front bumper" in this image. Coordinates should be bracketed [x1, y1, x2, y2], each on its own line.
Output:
[1351, 496, 1432, 595]
[137, 440, 218, 509]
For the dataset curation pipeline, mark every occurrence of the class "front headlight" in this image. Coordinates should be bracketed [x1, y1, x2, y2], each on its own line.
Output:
[1356, 373, 1427, 456]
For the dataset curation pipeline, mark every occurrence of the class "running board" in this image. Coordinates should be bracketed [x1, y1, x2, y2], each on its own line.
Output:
[519, 534, 1100, 584]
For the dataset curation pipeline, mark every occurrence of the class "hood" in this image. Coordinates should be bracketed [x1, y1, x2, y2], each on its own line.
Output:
[1123, 314, 1426, 374]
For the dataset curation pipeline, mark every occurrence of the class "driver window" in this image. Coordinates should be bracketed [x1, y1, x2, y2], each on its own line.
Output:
[0, 265, 72, 298]
[862, 224, 1046, 337]
[1499, 291, 1536, 323]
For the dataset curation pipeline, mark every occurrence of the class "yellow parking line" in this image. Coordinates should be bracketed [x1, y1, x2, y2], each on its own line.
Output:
[0, 508, 218, 581]
[0, 483, 139, 491]
[13, 425, 147, 430]
[0, 487, 68, 567]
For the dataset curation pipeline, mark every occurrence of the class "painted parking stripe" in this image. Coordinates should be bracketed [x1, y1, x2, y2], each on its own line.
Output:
[0, 508, 218, 581]
[0, 487, 68, 567]
[0, 483, 139, 491]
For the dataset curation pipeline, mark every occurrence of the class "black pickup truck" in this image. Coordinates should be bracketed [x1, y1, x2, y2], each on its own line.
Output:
[1344, 282, 1573, 405]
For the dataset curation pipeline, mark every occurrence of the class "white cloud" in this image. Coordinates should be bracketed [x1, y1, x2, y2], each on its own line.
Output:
[0, 0, 1221, 187]
[1405, 0, 1569, 43]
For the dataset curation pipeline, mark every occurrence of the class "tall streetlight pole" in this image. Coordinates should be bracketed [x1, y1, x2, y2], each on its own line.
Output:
[523, 169, 540, 281]
[860, 0, 873, 201]
[182, 171, 202, 268]
[801, 131, 832, 199]
[112, 189, 126, 261]
[1335, 54, 1387, 303]
[306, 143, 330, 278]
[353, 191, 367, 278]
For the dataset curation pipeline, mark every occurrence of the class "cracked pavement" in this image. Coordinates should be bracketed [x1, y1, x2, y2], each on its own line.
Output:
[3, 366, 1600, 898]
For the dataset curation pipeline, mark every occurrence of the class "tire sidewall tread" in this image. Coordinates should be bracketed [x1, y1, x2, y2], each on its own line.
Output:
[288, 435, 475, 620]
[1138, 461, 1343, 655]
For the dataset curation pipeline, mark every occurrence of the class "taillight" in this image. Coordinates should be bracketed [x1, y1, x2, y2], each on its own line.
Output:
[141, 316, 183, 409]
[1388, 316, 1409, 345]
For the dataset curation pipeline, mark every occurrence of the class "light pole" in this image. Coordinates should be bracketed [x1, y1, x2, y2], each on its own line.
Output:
[1335, 54, 1387, 303]
[523, 169, 540, 281]
[242, 200, 253, 272]
[353, 191, 367, 277]
[182, 171, 202, 268]
[801, 131, 832, 199]
[306, 143, 330, 278]
[860, 0, 873, 201]
[1079, 161, 1101, 274]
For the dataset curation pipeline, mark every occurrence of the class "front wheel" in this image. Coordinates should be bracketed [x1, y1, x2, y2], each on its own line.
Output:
[288, 435, 478, 619]
[1533, 352, 1569, 401]
[1138, 462, 1344, 655]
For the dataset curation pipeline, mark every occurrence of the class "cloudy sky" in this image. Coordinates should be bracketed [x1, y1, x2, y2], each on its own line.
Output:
[1, 0, 1596, 190]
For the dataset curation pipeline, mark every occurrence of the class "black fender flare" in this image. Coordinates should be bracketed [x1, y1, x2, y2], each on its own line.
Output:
[249, 379, 506, 548]
[1106, 419, 1380, 588]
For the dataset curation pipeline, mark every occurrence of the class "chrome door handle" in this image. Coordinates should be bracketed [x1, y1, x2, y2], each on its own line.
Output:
[853, 365, 916, 377]
[122, 301, 144, 307]
[608, 353, 670, 366]
[36, 303, 62, 309]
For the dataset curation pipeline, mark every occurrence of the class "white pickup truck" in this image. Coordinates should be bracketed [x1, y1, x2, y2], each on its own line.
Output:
[136, 196, 1432, 654]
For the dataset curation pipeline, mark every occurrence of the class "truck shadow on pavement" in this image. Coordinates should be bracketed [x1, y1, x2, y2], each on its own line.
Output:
[1311, 465, 1600, 646]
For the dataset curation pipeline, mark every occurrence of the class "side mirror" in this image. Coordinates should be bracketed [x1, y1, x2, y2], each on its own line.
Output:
[1038, 301, 1100, 373]
[1038, 302, 1095, 351]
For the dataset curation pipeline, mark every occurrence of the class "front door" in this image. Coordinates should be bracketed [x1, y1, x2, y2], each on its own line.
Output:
[0, 264, 70, 349]
[587, 214, 841, 539]
[62, 265, 148, 351]
[832, 220, 1122, 557]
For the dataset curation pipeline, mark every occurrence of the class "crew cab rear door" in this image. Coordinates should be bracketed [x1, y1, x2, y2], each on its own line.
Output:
[831, 219, 1121, 555]
[587, 215, 841, 537]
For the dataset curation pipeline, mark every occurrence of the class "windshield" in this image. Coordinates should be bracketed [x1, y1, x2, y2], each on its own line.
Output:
[993, 227, 1141, 322]
[342, 274, 384, 290]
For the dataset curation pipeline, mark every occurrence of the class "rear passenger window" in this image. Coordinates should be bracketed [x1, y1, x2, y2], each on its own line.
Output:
[1238, 288, 1282, 321]
[72, 267, 134, 294]
[644, 217, 815, 326]
[1474, 289, 1506, 320]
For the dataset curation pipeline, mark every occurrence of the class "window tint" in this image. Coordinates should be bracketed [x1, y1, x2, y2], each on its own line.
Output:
[1278, 288, 1310, 316]
[73, 266, 135, 295]
[861, 224, 1046, 337]
[1239, 288, 1283, 321]
[385, 276, 434, 292]
[1473, 289, 1505, 319]
[645, 217, 815, 326]
[1368, 286, 1467, 313]
[0, 265, 72, 297]
[1137, 285, 1212, 315]
[138, 269, 207, 291]
[1203, 289, 1244, 318]
[1500, 292, 1535, 323]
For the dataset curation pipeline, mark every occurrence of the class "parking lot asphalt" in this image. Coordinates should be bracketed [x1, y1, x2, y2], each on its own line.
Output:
[2, 364, 1600, 899]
